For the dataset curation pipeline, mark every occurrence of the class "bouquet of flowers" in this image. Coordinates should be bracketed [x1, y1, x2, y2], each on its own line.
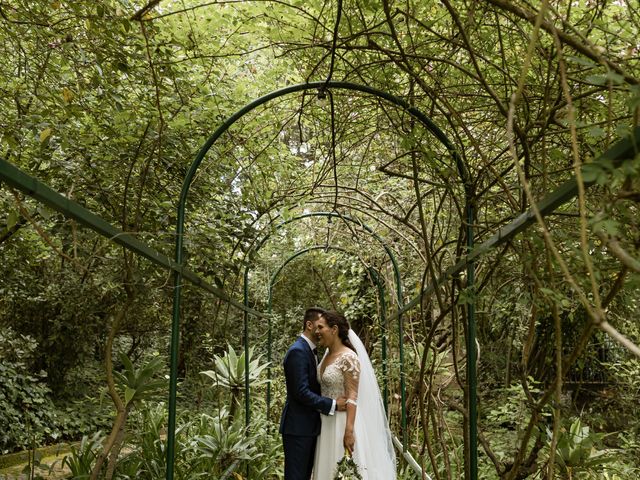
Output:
[333, 450, 363, 480]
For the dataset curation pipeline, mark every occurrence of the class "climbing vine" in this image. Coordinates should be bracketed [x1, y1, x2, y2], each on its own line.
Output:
[1, 0, 639, 478]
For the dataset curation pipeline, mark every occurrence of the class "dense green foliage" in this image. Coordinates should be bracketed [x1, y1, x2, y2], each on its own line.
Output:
[0, 328, 111, 455]
[0, 328, 58, 454]
[1, 0, 640, 478]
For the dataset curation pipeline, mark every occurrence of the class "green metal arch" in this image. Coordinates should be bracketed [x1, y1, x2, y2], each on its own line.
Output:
[242, 211, 406, 441]
[265, 244, 432, 478]
[169, 81, 471, 479]
[263, 245, 391, 423]
[251, 211, 403, 306]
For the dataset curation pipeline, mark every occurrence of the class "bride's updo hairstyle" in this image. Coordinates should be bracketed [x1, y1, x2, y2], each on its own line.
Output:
[322, 310, 356, 353]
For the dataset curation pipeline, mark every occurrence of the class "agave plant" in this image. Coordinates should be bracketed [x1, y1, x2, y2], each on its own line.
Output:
[195, 408, 262, 466]
[91, 354, 167, 479]
[114, 354, 166, 407]
[115, 403, 204, 480]
[201, 344, 270, 418]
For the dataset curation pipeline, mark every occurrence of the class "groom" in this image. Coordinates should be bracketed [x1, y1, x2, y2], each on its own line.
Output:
[280, 307, 346, 480]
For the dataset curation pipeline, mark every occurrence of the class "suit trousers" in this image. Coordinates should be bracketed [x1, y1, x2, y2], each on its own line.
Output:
[282, 434, 317, 480]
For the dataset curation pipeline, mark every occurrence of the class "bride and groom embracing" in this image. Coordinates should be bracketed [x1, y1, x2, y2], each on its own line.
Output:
[279, 308, 396, 480]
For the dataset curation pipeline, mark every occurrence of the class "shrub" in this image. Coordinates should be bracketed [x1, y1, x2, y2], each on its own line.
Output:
[0, 328, 59, 453]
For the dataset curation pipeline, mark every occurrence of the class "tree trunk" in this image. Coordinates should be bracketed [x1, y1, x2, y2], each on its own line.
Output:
[90, 408, 128, 480]
[105, 406, 131, 479]
[90, 298, 133, 480]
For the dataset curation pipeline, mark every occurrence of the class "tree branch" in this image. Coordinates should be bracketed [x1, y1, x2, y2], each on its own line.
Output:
[131, 0, 162, 21]
[485, 0, 638, 84]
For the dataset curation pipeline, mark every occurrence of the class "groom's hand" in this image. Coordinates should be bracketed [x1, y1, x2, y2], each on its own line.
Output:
[336, 396, 347, 411]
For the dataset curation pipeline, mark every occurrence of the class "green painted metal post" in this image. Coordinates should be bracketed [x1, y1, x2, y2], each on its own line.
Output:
[267, 311, 273, 423]
[167, 202, 186, 480]
[466, 197, 477, 480]
[244, 269, 251, 428]
[243, 270, 251, 479]
[381, 307, 389, 415]
[397, 304, 407, 449]
[370, 268, 390, 414]
[266, 281, 275, 425]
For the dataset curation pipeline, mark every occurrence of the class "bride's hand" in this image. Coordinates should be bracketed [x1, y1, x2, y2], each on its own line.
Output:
[343, 429, 355, 455]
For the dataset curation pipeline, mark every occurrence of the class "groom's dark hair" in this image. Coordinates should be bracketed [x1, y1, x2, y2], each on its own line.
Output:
[303, 307, 325, 330]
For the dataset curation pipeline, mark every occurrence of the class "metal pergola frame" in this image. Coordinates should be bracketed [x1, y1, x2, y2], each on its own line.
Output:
[243, 211, 405, 440]
[1, 73, 636, 478]
[266, 244, 430, 478]
[265, 245, 389, 418]
[172, 81, 470, 478]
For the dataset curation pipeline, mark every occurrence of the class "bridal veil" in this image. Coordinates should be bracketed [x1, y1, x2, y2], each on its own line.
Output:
[349, 329, 397, 479]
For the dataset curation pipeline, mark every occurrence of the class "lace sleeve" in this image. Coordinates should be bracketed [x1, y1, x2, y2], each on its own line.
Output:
[339, 351, 360, 404]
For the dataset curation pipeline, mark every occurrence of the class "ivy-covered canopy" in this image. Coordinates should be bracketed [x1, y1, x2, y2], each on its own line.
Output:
[1, 1, 639, 479]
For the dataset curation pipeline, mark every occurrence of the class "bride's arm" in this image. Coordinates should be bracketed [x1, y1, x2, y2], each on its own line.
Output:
[342, 353, 360, 454]
[344, 403, 356, 454]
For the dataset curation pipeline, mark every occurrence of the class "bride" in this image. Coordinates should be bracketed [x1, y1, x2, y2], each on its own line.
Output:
[312, 310, 396, 480]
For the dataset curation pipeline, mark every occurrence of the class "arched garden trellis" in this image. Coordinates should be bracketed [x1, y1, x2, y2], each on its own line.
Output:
[265, 245, 389, 418]
[243, 211, 405, 438]
[264, 244, 433, 474]
[172, 80, 472, 479]
[1, 73, 636, 478]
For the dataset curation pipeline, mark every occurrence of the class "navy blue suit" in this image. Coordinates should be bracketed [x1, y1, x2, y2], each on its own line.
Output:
[280, 336, 333, 480]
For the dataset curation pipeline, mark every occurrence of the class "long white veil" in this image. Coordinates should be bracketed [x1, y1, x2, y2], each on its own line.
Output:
[349, 329, 397, 479]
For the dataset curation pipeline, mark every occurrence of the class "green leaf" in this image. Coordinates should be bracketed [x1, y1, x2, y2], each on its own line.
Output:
[615, 124, 631, 137]
[605, 70, 625, 85]
[457, 287, 476, 305]
[7, 211, 19, 230]
[591, 218, 620, 237]
[587, 126, 605, 138]
[580, 163, 604, 183]
[627, 85, 640, 111]
[124, 386, 135, 405]
[566, 55, 598, 68]
[37, 206, 52, 220]
[585, 71, 624, 86]
[585, 74, 607, 86]
[39, 127, 52, 143]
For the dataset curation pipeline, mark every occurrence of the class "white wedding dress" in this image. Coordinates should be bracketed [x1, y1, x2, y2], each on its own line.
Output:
[312, 330, 396, 480]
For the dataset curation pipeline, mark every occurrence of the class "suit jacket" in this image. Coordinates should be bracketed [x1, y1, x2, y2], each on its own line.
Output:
[279, 336, 333, 436]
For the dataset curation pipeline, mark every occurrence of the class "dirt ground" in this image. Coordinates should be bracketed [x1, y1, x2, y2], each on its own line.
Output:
[0, 450, 70, 480]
